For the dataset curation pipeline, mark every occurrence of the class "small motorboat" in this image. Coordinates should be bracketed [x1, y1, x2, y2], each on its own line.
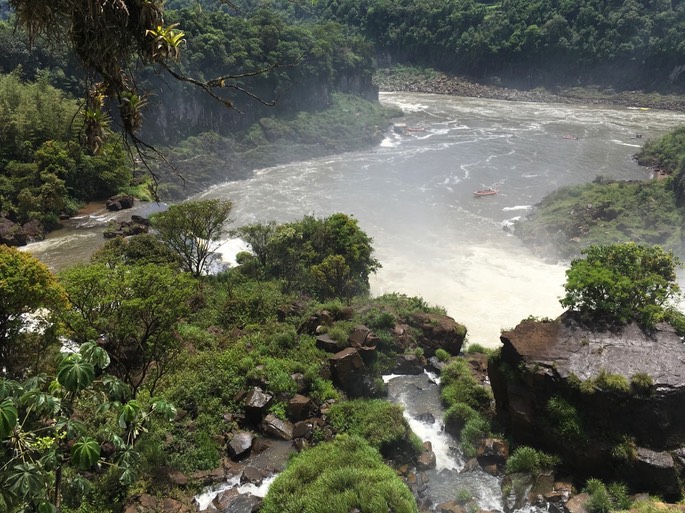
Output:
[473, 188, 498, 197]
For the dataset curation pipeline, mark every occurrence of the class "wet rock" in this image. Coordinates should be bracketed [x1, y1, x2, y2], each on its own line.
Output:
[392, 354, 425, 375]
[633, 447, 681, 498]
[0, 217, 27, 246]
[106, 194, 135, 211]
[241, 466, 265, 485]
[436, 500, 468, 513]
[476, 438, 509, 474]
[213, 493, 261, 513]
[243, 387, 272, 418]
[21, 219, 45, 242]
[261, 414, 294, 440]
[564, 492, 590, 513]
[103, 219, 149, 238]
[228, 432, 254, 461]
[416, 412, 436, 424]
[416, 441, 436, 471]
[348, 325, 372, 347]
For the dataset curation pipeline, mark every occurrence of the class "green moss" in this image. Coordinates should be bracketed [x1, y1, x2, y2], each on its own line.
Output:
[261, 435, 418, 513]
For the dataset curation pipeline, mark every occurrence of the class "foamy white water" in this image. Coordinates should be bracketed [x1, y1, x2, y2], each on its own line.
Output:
[27, 93, 685, 346]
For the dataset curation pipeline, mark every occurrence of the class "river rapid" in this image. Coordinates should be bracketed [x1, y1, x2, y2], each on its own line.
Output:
[26, 92, 685, 347]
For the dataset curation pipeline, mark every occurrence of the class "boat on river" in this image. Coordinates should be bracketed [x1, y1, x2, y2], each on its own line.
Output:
[473, 187, 497, 197]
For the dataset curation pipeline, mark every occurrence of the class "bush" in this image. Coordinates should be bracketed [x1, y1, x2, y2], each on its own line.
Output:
[584, 479, 632, 513]
[505, 446, 559, 476]
[546, 396, 586, 447]
[460, 416, 491, 458]
[464, 343, 489, 354]
[327, 400, 416, 457]
[435, 348, 450, 362]
[630, 372, 654, 395]
[594, 370, 630, 393]
[261, 435, 418, 513]
[444, 403, 478, 432]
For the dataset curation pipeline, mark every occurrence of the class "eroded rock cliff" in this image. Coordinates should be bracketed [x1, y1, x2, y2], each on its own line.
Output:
[489, 312, 685, 499]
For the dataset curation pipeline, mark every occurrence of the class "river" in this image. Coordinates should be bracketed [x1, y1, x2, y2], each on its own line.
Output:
[25, 92, 685, 347]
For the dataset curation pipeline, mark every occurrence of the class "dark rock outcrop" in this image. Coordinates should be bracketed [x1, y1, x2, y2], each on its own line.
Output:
[228, 432, 254, 461]
[105, 194, 135, 211]
[409, 312, 467, 356]
[489, 312, 685, 499]
[328, 347, 381, 398]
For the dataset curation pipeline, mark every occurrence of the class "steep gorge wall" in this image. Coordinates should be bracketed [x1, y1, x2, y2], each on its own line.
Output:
[488, 313, 685, 499]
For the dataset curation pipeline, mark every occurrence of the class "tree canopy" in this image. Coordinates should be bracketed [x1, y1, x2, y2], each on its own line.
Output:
[560, 242, 682, 328]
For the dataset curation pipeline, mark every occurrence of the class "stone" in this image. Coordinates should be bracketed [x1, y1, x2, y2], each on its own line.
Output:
[417, 446, 437, 471]
[286, 394, 314, 421]
[348, 325, 372, 347]
[316, 333, 341, 353]
[436, 500, 468, 513]
[261, 414, 294, 440]
[409, 312, 467, 356]
[329, 347, 373, 397]
[476, 438, 509, 473]
[489, 312, 685, 499]
[106, 194, 135, 211]
[392, 354, 425, 375]
[564, 492, 590, 513]
[0, 217, 27, 246]
[293, 420, 314, 439]
[243, 387, 272, 417]
[241, 466, 264, 485]
[228, 431, 254, 460]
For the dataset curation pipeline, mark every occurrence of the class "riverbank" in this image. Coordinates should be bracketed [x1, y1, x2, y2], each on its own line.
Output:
[374, 67, 685, 112]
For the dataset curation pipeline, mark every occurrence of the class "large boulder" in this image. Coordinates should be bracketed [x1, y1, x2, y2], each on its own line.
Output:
[488, 312, 685, 499]
[409, 312, 467, 356]
[106, 194, 135, 211]
[0, 217, 27, 246]
[328, 347, 381, 397]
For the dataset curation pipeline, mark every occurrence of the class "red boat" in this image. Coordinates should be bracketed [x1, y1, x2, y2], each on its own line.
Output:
[473, 188, 497, 197]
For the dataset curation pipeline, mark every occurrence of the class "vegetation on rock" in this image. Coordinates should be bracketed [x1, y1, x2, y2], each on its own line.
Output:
[261, 435, 419, 513]
[560, 242, 682, 329]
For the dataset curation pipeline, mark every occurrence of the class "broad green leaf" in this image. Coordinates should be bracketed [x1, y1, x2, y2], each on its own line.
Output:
[38, 500, 57, 513]
[7, 462, 43, 498]
[57, 355, 95, 392]
[0, 378, 21, 399]
[152, 399, 177, 421]
[80, 341, 111, 370]
[71, 437, 101, 470]
[102, 375, 131, 401]
[0, 398, 18, 439]
[117, 400, 141, 428]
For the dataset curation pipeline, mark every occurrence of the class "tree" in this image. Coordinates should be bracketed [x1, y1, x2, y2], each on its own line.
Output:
[0, 246, 67, 378]
[59, 263, 195, 396]
[0, 341, 176, 512]
[150, 199, 233, 277]
[559, 242, 682, 327]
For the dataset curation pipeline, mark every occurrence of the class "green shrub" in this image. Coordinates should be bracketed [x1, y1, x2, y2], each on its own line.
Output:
[261, 435, 418, 513]
[630, 372, 654, 395]
[594, 370, 630, 393]
[584, 479, 632, 513]
[464, 343, 489, 354]
[546, 396, 586, 447]
[435, 349, 450, 362]
[327, 400, 416, 456]
[505, 446, 559, 476]
[444, 403, 478, 432]
[460, 416, 491, 458]
[611, 435, 637, 462]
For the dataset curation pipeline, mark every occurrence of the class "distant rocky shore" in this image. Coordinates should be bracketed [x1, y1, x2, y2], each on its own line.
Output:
[375, 69, 685, 112]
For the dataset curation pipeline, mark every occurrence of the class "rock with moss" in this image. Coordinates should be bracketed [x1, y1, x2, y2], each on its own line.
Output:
[488, 312, 685, 499]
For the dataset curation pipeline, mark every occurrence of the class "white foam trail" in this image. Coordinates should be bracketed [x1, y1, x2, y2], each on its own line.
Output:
[215, 237, 251, 267]
[194, 475, 241, 511]
[502, 205, 532, 211]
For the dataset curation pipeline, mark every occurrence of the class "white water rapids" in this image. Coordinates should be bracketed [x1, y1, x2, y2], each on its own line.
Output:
[26, 93, 685, 347]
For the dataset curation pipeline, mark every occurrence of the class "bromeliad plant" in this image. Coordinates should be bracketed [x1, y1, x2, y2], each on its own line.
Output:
[0, 341, 175, 512]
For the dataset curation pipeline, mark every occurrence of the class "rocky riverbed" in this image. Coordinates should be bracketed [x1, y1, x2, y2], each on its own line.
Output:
[374, 68, 685, 112]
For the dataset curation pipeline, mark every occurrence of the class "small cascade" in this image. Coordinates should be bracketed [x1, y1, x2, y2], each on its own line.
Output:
[385, 372, 506, 511]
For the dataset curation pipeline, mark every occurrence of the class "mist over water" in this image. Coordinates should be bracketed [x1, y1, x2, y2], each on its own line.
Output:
[27, 93, 685, 346]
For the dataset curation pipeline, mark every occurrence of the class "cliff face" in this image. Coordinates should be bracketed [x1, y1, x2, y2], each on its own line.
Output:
[143, 71, 379, 144]
[489, 312, 685, 499]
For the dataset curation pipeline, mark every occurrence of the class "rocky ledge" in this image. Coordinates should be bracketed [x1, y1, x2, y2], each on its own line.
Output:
[488, 312, 685, 499]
